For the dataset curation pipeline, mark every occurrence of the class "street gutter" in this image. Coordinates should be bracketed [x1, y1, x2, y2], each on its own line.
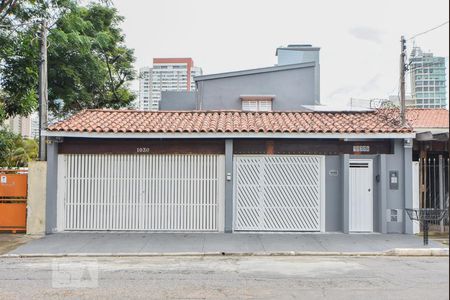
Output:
[1, 248, 448, 258]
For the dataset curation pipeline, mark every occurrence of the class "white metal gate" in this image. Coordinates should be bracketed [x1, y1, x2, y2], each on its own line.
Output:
[57, 154, 224, 231]
[234, 155, 325, 232]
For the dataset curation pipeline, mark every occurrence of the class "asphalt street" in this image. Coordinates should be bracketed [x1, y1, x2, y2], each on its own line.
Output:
[0, 256, 448, 299]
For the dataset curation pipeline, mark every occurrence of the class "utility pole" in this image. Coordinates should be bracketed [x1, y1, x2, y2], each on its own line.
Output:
[38, 19, 48, 161]
[399, 35, 407, 126]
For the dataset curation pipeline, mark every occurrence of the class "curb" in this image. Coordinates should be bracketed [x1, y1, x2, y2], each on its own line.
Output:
[1, 248, 448, 258]
[384, 248, 449, 256]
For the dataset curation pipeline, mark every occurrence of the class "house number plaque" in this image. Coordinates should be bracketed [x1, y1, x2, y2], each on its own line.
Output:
[353, 145, 370, 153]
[136, 147, 150, 153]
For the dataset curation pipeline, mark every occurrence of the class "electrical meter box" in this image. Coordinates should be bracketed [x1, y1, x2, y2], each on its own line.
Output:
[389, 171, 399, 190]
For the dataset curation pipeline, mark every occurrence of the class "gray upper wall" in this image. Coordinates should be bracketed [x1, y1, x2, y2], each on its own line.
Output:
[276, 45, 320, 66]
[276, 46, 321, 104]
[160, 62, 318, 111]
[160, 91, 197, 110]
[196, 63, 317, 111]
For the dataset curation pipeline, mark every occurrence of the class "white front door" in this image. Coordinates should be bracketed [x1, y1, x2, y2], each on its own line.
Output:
[349, 159, 373, 232]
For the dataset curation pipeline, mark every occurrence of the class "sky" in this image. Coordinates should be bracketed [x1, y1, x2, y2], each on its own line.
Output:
[112, 0, 449, 106]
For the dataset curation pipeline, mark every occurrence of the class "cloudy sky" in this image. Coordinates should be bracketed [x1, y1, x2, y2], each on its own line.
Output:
[113, 0, 449, 106]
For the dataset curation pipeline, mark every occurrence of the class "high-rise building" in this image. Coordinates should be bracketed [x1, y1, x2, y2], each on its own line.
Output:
[3, 111, 54, 139]
[139, 67, 152, 110]
[2, 114, 33, 138]
[139, 58, 202, 111]
[409, 46, 447, 108]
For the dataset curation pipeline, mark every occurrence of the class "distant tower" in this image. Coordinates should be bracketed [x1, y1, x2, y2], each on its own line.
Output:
[409, 46, 447, 108]
[139, 58, 203, 111]
[138, 67, 152, 110]
[276, 44, 321, 104]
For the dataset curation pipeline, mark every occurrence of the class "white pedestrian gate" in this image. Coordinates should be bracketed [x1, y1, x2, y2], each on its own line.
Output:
[234, 155, 325, 232]
[349, 159, 373, 232]
[57, 154, 225, 231]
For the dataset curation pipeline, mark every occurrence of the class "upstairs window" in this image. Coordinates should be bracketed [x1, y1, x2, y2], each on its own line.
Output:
[242, 100, 258, 111]
[240, 95, 274, 112]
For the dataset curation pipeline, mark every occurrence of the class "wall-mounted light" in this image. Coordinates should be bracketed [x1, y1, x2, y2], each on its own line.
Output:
[403, 138, 412, 148]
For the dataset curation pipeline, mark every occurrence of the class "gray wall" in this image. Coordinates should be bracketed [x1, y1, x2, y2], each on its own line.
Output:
[45, 142, 58, 234]
[276, 49, 320, 103]
[224, 140, 233, 233]
[277, 49, 320, 66]
[197, 66, 316, 110]
[325, 141, 410, 233]
[160, 91, 197, 110]
[325, 156, 342, 232]
[385, 140, 406, 233]
[403, 142, 413, 234]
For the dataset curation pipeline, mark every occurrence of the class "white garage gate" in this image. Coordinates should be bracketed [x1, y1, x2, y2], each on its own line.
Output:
[234, 155, 325, 232]
[56, 154, 225, 231]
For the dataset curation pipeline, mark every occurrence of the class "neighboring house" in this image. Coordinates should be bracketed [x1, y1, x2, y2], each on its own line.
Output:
[407, 109, 449, 221]
[407, 108, 449, 138]
[408, 108, 448, 163]
[43, 109, 415, 234]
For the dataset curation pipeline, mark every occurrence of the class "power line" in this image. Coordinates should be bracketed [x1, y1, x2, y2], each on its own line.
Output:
[407, 21, 449, 41]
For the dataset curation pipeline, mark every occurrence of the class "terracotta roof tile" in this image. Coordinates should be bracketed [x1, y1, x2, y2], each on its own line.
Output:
[406, 109, 449, 128]
[48, 109, 413, 134]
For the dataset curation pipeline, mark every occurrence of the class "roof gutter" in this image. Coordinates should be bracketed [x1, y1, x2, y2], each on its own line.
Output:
[43, 130, 416, 139]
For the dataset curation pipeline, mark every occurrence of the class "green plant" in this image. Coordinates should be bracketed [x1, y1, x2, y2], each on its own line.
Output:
[0, 128, 38, 167]
[0, 0, 136, 120]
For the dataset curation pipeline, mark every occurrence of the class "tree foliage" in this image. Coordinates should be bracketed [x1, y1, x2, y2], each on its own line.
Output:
[48, 3, 136, 116]
[0, 0, 136, 121]
[0, 128, 38, 167]
[0, 0, 20, 22]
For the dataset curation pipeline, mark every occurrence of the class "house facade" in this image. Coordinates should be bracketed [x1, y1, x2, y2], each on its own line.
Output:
[42, 50, 421, 235]
[44, 110, 414, 234]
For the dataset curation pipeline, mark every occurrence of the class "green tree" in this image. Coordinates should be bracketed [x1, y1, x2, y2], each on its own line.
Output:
[0, 128, 37, 167]
[1, 1, 68, 120]
[48, 3, 136, 116]
[0, 0, 135, 120]
[0, 0, 20, 22]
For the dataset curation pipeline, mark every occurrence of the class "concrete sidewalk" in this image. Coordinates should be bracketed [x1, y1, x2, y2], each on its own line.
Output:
[0, 234, 38, 255]
[4, 232, 448, 257]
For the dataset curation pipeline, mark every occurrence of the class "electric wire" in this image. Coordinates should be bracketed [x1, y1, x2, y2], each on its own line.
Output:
[407, 21, 449, 41]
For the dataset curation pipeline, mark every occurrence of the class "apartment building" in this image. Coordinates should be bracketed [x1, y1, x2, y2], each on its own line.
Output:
[409, 46, 447, 108]
[139, 58, 202, 110]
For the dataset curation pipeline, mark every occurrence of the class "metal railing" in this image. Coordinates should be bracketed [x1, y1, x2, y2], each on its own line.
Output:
[418, 156, 449, 232]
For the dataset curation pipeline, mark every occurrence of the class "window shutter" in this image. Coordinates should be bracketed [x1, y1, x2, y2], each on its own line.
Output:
[242, 100, 258, 111]
[258, 100, 272, 111]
